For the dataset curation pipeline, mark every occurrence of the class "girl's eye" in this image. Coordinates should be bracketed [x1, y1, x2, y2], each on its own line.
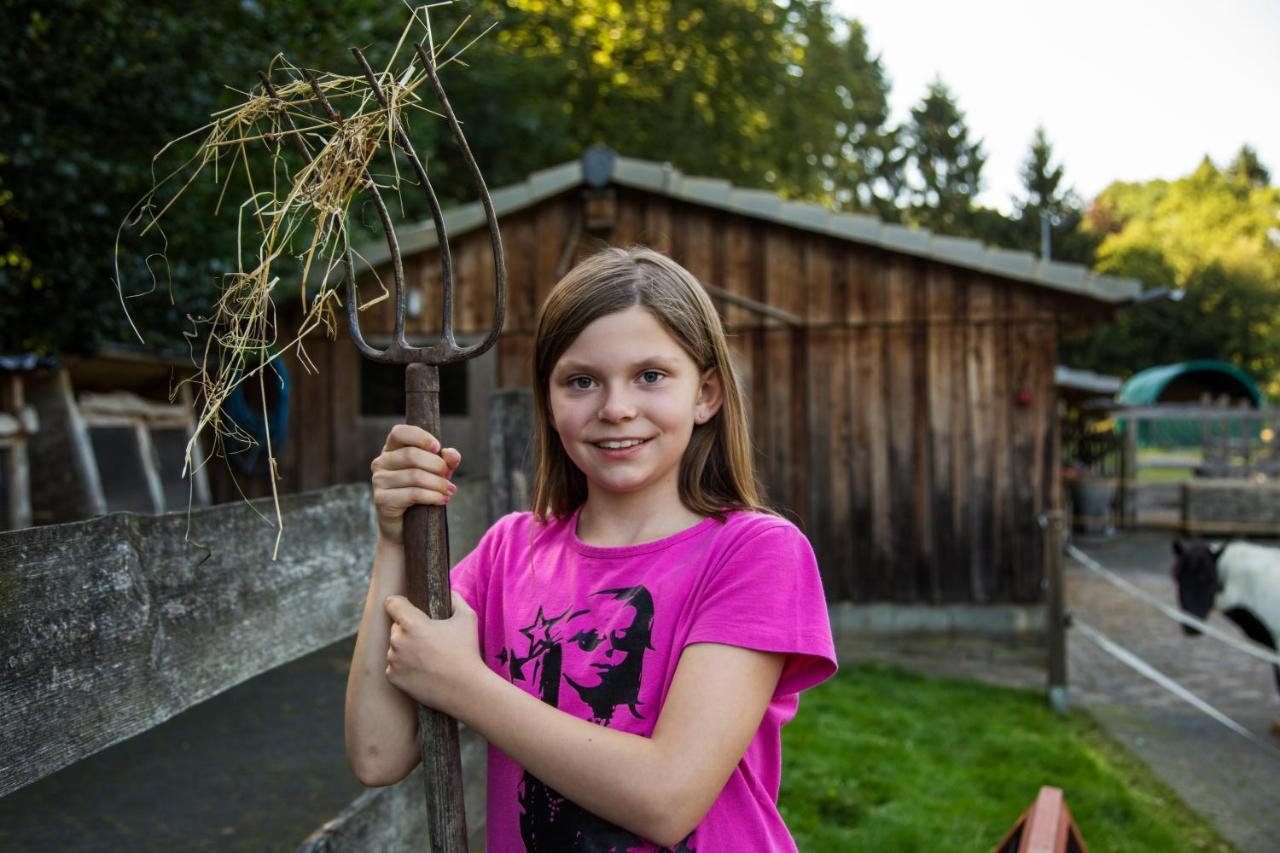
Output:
[570, 376, 595, 390]
[640, 370, 663, 384]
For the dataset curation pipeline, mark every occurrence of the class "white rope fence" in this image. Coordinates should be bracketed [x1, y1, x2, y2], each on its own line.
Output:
[1064, 544, 1280, 755]
[1066, 544, 1280, 668]
[1071, 618, 1277, 753]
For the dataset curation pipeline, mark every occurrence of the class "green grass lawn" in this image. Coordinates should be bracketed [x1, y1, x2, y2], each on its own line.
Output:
[780, 663, 1232, 852]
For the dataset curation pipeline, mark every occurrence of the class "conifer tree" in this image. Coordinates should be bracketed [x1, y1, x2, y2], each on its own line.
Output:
[1227, 144, 1271, 188]
[1014, 126, 1095, 263]
[903, 79, 986, 234]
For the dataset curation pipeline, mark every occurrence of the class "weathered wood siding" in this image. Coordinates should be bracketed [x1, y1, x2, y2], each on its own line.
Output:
[252, 187, 1084, 604]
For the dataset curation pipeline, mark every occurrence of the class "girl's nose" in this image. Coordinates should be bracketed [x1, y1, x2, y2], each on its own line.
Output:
[596, 387, 637, 422]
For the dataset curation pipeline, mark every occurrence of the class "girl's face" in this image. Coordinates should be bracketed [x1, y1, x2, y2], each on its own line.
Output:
[548, 305, 721, 504]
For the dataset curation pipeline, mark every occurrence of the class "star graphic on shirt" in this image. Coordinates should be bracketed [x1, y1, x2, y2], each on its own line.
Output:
[519, 606, 568, 644]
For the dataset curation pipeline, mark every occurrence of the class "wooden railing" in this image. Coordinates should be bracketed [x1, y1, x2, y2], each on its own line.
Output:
[0, 480, 492, 850]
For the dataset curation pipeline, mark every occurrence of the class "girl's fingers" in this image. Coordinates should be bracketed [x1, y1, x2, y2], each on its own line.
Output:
[377, 485, 451, 511]
[441, 447, 462, 476]
[374, 446, 449, 475]
[374, 468, 456, 500]
[383, 424, 441, 454]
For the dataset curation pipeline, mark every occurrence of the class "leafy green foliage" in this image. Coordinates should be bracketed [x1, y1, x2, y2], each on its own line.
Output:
[16, 0, 1203, 368]
[0, 0, 414, 354]
[780, 664, 1230, 852]
[1228, 144, 1270, 188]
[1063, 155, 1280, 391]
[2, 0, 910, 355]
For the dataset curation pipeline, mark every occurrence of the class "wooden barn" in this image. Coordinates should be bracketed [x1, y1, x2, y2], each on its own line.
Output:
[233, 147, 1141, 606]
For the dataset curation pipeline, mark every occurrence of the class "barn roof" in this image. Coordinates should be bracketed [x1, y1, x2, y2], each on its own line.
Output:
[359, 147, 1144, 305]
[1055, 366, 1123, 397]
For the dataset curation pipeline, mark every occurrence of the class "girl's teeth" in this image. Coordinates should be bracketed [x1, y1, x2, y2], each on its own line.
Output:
[599, 440, 643, 449]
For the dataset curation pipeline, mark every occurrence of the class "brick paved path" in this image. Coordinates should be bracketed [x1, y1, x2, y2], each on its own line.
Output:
[1065, 531, 1280, 853]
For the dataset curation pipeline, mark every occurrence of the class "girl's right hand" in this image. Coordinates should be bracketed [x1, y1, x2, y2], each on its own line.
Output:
[371, 425, 462, 546]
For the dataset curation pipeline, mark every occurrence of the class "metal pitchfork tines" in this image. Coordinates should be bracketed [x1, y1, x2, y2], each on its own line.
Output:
[262, 42, 505, 852]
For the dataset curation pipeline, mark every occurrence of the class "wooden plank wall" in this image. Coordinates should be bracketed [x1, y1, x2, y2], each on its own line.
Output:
[254, 187, 1069, 604]
[594, 189, 1062, 604]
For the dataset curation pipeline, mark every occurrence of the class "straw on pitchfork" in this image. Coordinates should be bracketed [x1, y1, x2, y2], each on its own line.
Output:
[114, 3, 495, 555]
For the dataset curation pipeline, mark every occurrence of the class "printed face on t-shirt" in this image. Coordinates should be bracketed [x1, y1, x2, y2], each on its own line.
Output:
[501, 584, 655, 726]
[560, 585, 655, 725]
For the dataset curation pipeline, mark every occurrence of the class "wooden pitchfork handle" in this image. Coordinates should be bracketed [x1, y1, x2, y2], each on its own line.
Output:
[403, 363, 468, 850]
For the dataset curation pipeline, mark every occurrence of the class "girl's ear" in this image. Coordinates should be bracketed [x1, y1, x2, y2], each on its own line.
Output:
[696, 367, 724, 424]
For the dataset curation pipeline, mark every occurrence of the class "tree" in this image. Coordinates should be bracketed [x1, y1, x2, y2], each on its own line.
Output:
[1011, 126, 1096, 264]
[1, 0, 917, 356]
[901, 79, 986, 234]
[1061, 155, 1280, 391]
[0, 0, 431, 354]
[825, 18, 903, 219]
[1227, 144, 1271, 189]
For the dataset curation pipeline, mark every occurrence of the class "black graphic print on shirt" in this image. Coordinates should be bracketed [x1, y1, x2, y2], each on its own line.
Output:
[498, 585, 696, 852]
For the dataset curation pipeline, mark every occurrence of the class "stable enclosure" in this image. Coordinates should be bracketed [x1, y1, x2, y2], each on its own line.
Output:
[226, 151, 1139, 606]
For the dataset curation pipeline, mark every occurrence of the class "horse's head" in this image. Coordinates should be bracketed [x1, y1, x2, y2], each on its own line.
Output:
[1171, 539, 1224, 635]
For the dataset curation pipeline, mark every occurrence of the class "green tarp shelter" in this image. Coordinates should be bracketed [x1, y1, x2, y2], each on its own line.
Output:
[1117, 360, 1265, 447]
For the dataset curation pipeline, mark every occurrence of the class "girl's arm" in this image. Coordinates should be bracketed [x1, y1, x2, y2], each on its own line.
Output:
[345, 425, 460, 786]
[385, 593, 784, 847]
[344, 538, 420, 786]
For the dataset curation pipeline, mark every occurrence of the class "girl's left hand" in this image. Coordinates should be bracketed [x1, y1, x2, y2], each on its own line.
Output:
[384, 591, 484, 716]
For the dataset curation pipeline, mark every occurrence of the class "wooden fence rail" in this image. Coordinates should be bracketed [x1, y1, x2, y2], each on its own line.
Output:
[0, 481, 491, 849]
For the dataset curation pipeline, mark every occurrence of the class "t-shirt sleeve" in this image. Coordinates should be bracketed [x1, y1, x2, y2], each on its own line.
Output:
[449, 511, 521, 616]
[685, 519, 838, 697]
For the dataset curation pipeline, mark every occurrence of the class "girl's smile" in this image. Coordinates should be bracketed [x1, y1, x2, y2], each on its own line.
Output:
[591, 438, 651, 460]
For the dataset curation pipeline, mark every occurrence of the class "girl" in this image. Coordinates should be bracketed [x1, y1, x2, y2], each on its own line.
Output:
[346, 246, 836, 851]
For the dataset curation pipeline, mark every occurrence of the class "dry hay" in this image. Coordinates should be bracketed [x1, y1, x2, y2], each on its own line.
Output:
[114, 2, 492, 555]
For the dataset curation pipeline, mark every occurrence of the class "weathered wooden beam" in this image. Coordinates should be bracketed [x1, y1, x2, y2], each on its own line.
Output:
[0, 478, 491, 800]
[0, 483, 375, 797]
[1, 374, 33, 531]
[78, 390, 193, 426]
[700, 281, 802, 327]
[487, 389, 533, 523]
[25, 368, 106, 522]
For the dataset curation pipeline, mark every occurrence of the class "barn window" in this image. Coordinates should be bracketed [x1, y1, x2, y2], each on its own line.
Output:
[360, 359, 469, 417]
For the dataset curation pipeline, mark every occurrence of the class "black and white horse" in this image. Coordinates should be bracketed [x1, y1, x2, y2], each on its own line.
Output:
[1171, 539, 1280, 733]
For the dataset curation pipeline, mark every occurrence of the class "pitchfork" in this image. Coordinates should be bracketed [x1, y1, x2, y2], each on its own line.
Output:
[262, 42, 505, 851]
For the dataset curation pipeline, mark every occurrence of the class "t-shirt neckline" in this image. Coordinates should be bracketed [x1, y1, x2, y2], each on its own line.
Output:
[568, 504, 721, 558]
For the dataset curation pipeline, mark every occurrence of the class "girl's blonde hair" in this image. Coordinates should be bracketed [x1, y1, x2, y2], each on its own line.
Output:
[531, 245, 769, 521]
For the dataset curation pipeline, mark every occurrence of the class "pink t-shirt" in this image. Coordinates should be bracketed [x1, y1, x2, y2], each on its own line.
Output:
[451, 506, 837, 852]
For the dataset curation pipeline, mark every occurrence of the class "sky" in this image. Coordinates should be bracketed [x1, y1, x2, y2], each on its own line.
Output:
[831, 0, 1280, 212]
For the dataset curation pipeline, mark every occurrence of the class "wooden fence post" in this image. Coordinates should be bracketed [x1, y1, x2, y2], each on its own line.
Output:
[488, 389, 534, 524]
[1042, 510, 1069, 715]
[25, 368, 106, 523]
